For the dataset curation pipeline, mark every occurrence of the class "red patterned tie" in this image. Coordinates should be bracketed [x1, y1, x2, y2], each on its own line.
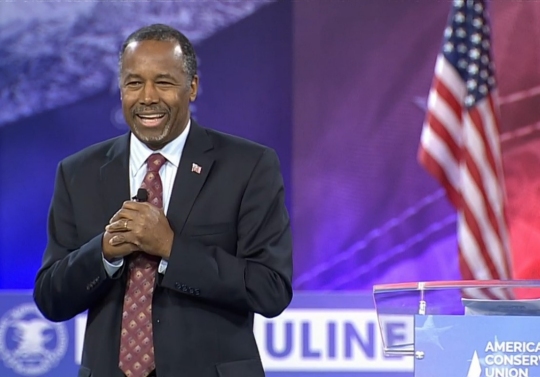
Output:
[119, 153, 166, 377]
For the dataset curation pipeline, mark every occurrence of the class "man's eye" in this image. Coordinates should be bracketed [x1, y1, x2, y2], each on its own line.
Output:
[157, 81, 173, 85]
[126, 81, 141, 86]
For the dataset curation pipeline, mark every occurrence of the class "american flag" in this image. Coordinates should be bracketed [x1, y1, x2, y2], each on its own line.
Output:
[418, 0, 512, 296]
[191, 163, 202, 174]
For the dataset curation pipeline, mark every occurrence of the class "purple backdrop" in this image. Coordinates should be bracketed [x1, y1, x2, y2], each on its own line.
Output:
[291, 0, 460, 290]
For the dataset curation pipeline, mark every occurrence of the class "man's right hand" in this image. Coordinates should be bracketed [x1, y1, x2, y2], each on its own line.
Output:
[102, 231, 138, 261]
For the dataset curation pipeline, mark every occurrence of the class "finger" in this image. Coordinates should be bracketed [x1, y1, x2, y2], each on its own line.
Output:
[110, 208, 139, 223]
[122, 201, 151, 211]
[109, 232, 138, 247]
[106, 219, 131, 233]
[109, 234, 126, 246]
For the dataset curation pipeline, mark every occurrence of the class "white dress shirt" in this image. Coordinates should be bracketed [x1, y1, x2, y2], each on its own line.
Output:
[103, 120, 191, 276]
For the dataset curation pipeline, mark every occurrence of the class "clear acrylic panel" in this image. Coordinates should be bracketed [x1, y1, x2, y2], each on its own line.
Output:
[372, 280, 540, 357]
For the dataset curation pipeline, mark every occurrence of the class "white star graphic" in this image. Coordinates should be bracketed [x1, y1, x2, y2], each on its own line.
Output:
[415, 316, 453, 350]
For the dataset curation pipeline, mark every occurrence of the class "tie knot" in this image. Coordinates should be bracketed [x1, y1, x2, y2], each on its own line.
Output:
[146, 153, 166, 172]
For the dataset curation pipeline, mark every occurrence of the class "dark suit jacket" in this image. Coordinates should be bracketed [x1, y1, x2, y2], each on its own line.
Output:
[33, 121, 293, 377]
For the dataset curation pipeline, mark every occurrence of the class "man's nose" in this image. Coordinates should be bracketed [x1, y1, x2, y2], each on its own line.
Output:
[139, 83, 159, 105]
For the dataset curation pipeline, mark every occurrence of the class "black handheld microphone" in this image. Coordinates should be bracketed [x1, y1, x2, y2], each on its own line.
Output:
[132, 188, 148, 202]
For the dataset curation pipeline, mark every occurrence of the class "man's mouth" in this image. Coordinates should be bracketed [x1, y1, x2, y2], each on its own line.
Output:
[136, 113, 167, 128]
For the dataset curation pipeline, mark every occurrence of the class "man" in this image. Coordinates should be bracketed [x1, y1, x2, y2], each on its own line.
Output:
[33, 24, 293, 377]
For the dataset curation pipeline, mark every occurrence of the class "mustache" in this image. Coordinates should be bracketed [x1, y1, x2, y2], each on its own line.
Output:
[132, 106, 169, 115]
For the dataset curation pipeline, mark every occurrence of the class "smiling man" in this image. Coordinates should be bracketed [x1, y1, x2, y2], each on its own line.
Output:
[120, 37, 197, 150]
[33, 24, 293, 377]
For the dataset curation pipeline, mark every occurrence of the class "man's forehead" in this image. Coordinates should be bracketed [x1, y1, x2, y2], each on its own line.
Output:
[125, 40, 184, 58]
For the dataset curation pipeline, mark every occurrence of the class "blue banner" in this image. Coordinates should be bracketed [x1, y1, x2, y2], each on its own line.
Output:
[415, 314, 540, 377]
[0, 291, 412, 377]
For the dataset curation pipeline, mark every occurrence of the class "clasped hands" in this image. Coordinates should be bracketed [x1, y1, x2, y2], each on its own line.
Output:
[102, 201, 173, 261]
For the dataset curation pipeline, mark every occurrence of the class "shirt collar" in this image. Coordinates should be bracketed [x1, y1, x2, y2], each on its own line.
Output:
[130, 119, 191, 176]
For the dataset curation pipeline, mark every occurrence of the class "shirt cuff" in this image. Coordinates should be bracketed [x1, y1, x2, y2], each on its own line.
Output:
[102, 254, 124, 277]
[158, 259, 168, 274]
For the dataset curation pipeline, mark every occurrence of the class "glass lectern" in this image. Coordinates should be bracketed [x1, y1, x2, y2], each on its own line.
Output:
[373, 280, 540, 377]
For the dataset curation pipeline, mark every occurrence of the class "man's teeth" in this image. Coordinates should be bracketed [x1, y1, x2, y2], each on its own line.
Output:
[139, 114, 165, 119]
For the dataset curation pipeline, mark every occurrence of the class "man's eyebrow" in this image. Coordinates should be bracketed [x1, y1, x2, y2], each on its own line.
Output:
[155, 73, 178, 81]
[123, 73, 141, 81]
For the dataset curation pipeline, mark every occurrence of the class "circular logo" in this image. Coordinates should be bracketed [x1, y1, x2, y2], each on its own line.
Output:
[0, 303, 68, 376]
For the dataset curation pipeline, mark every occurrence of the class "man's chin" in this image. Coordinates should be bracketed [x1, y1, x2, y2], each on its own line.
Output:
[133, 129, 169, 149]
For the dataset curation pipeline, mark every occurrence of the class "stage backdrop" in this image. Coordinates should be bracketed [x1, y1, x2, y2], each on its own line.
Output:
[0, 0, 463, 290]
[2, 0, 540, 294]
[2, 0, 540, 375]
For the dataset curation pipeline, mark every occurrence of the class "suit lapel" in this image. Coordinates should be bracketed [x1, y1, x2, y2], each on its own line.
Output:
[168, 120, 215, 234]
[99, 134, 131, 220]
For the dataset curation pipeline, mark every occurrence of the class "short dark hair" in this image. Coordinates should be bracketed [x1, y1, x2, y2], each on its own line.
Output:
[118, 24, 197, 84]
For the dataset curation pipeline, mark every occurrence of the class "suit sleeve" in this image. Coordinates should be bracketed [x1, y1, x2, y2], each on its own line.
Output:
[161, 148, 293, 318]
[33, 162, 121, 322]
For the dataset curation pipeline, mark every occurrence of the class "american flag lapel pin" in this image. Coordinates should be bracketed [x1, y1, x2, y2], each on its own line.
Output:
[191, 163, 202, 174]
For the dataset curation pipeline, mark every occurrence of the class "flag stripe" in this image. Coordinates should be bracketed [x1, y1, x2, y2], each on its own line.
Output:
[462, 150, 506, 275]
[459, 220, 509, 299]
[471, 104, 506, 215]
[485, 95, 512, 259]
[418, 147, 461, 208]
[432, 76, 463, 122]
[465, 107, 511, 277]
[463, 111, 504, 234]
[458, 217, 491, 280]
[460, 164, 505, 277]
[469, 106, 498, 179]
[424, 112, 461, 162]
[418, 132, 461, 207]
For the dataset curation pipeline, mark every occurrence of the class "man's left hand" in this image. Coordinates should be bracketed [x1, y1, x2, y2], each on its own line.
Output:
[106, 201, 173, 259]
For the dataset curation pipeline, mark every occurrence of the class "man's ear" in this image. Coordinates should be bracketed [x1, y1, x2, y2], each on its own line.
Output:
[189, 75, 199, 102]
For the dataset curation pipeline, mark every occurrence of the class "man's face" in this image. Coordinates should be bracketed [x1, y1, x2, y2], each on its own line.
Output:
[120, 39, 198, 150]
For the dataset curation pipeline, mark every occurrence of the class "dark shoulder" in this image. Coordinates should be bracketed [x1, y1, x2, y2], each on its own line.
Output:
[60, 135, 126, 172]
[203, 127, 275, 161]
[197, 125, 284, 179]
